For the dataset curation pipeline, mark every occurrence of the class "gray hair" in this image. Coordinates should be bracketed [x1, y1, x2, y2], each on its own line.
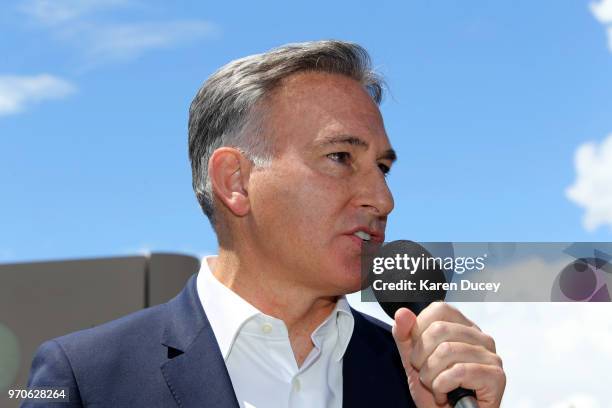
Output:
[188, 40, 385, 227]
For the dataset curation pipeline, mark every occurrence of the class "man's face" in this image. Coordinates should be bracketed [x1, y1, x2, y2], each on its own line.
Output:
[246, 71, 395, 295]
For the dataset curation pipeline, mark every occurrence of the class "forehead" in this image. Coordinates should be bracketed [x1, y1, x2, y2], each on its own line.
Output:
[262, 72, 390, 152]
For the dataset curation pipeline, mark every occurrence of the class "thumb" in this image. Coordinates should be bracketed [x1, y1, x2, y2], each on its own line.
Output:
[392, 307, 418, 372]
[392, 307, 417, 344]
[392, 308, 426, 402]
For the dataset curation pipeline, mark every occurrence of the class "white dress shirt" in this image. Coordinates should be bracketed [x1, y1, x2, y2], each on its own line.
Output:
[196, 256, 355, 408]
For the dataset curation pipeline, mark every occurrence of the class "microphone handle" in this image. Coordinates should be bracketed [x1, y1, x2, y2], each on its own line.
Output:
[448, 387, 479, 408]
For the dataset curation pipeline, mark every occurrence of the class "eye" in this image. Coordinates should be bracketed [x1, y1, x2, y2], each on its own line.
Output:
[378, 163, 391, 177]
[327, 152, 352, 165]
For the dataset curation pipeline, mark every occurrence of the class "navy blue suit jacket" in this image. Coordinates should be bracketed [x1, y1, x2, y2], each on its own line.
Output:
[23, 275, 415, 407]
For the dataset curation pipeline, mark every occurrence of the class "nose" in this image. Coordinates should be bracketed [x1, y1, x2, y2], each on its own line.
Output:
[355, 166, 394, 217]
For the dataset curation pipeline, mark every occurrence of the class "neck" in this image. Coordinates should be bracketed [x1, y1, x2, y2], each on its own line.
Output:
[209, 247, 339, 366]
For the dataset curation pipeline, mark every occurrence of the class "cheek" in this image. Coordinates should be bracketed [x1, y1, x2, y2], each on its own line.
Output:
[250, 168, 364, 291]
[253, 167, 350, 230]
[298, 184, 354, 248]
[294, 180, 363, 267]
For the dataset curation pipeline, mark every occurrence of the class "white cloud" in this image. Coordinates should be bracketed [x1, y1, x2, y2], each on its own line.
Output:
[0, 74, 76, 116]
[590, 0, 612, 51]
[566, 134, 612, 231]
[20, 0, 130, 25]
[80, 21, 216, 64]
[550, 393, 602, 408]
[451, 303, 612, 407]
[18, 0, 217, 66]
[591, 0, 612, 24]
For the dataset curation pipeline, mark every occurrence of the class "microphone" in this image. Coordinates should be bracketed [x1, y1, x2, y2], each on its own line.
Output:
[366, 240, 479, 408]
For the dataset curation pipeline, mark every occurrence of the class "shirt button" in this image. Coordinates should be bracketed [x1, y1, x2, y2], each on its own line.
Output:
[261, 323, 273, 334]
[292, 378, 301, 392]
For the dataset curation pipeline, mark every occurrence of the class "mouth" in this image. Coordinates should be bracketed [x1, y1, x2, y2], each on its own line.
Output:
[346, 227, 384, 244]
[353, 230, 372, 241]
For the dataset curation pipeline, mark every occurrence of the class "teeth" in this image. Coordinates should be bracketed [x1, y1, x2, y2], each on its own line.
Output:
[354, 231, 372, 241]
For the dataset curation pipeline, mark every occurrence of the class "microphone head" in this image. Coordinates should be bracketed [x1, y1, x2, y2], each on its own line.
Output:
[378, 301, 432, 320]
[364, 240, 450, 319]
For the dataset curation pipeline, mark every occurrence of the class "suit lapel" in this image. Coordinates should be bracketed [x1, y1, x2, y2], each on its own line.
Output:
[343, 310, 416, 408]
[342, 311, 382, 408]
[160, 275, 239, 408]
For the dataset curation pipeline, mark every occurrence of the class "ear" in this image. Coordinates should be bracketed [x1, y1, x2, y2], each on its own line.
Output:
[208, 147, 253, 217]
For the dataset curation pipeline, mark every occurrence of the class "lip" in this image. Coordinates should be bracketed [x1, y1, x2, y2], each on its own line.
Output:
[344, 226, 385, 244]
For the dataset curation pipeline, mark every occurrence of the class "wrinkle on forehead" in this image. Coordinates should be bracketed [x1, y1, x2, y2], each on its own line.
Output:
[262, 71, 390, 153]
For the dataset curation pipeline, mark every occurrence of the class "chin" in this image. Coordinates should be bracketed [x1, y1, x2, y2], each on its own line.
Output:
[326, 259, 364, 295]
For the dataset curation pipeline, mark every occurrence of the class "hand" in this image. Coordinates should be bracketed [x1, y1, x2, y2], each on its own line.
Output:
[391, 303, 506, 408]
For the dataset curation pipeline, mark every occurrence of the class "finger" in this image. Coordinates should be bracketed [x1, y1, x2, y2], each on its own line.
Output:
[433, 389, 448, 406]
[393, 307, 417, 341]
[411, 321, 497, 369]
[432, 363, 506, 405]
[392, 307, 417, 369]
[412, 302, 476, 341]
[419, 342, 503, 391]
[392, 307, 417, 343]
[405, 362, 422, 397]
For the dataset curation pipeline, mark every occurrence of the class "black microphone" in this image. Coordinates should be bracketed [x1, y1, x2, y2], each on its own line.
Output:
[366, 240, 479, 408]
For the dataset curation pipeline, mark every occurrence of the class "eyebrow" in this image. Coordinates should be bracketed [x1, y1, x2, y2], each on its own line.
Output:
[316, 135, 397, 163]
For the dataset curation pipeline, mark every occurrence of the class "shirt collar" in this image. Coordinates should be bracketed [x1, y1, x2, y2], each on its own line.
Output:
[196, 255, 355, 362]
[197, 256, 260, 359]
[320, 295, 354, 362]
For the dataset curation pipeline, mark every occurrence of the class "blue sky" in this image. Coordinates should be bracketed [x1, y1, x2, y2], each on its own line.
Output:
[2, 1, 612, 406]
[2, 0, 612, 263]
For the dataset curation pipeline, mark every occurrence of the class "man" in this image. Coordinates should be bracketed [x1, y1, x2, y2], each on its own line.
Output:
[24, 40, 505, 407]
